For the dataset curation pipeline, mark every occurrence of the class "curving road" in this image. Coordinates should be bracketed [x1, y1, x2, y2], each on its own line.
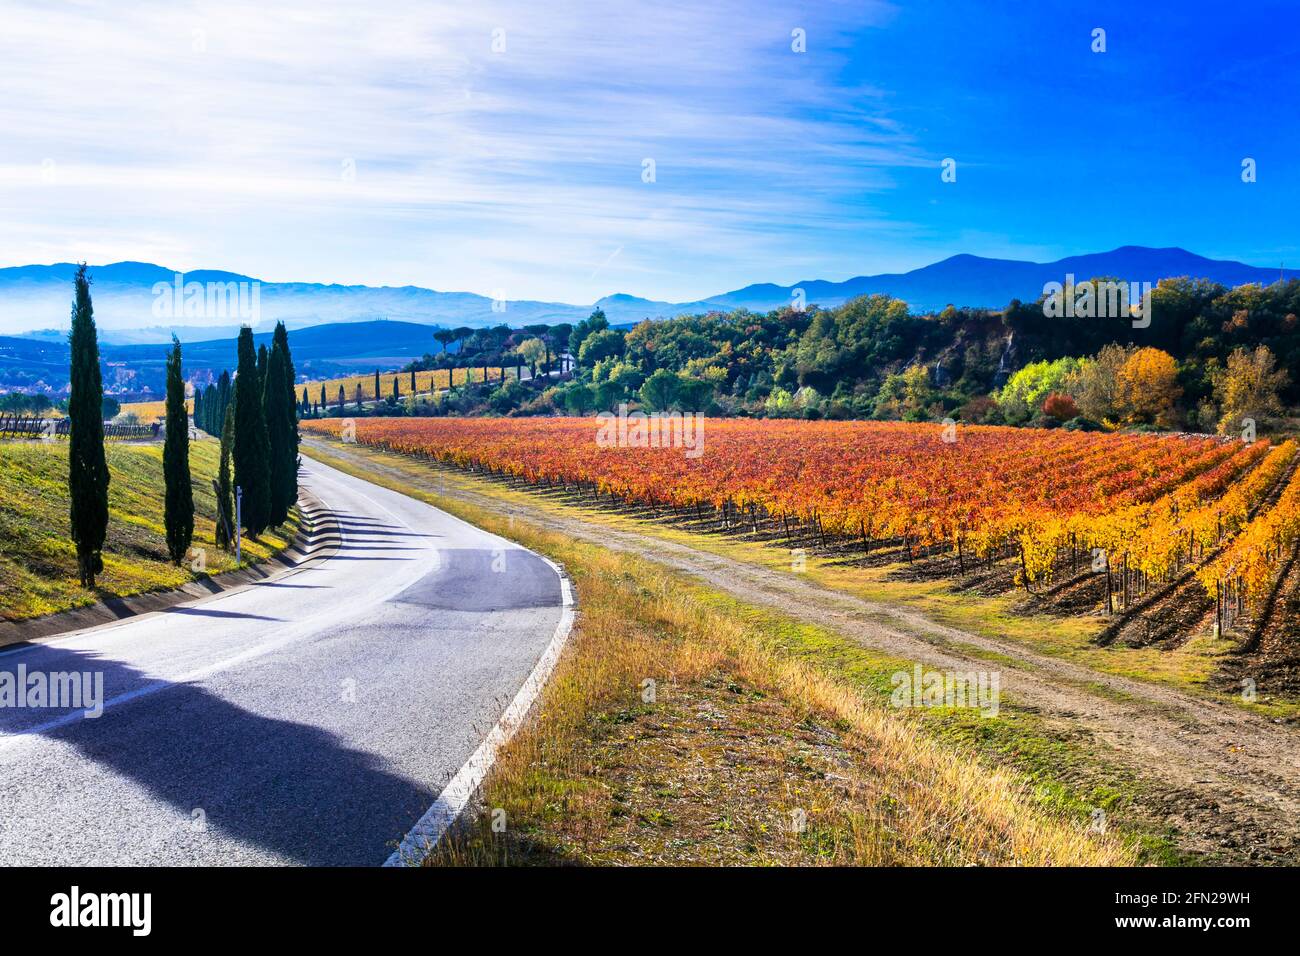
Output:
[0, 457, 570, 865]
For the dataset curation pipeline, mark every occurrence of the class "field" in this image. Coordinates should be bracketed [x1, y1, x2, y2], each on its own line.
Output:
[0, 439, 295, 621]
[119, 398, 191, 421]
[299, 366, 516, 407]
[303, 417, 1300, 695]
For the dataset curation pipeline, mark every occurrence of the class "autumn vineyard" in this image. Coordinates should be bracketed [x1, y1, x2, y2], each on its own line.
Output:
[304, 417, 1300, 651]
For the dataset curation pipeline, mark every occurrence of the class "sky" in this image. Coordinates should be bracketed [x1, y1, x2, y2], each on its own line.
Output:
[0, 0, 1297, 304]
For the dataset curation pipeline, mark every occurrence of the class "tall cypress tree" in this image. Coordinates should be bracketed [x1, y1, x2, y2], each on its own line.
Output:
[373, 368, 380, 401]
[257, 344, 269, 395]
[216, 402, 235, 549]
[67, 264, 110, 588]
[194, 387, 205, 435]
[217, 370, 231, 428]
[275, 323, 297, 497]
[264, 322, 297, 527]
[163, 336, 194, 564]
[233, 327, 272, 537]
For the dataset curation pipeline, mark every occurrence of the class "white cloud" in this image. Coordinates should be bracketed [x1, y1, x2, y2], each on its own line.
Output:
[0, 0, 921, 304]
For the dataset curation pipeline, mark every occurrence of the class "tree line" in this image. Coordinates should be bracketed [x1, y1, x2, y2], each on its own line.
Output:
[333, 274, 1299, 432]
[66, 265, 300, 588]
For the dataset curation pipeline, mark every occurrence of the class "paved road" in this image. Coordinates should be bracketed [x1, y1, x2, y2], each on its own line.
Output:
[0, 457, 567, 865]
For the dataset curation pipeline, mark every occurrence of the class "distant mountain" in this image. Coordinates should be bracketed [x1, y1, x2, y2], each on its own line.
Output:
[0, 319, 452, 395]
[685, 247, 1284, 314]
[0, 247, 1285, 341]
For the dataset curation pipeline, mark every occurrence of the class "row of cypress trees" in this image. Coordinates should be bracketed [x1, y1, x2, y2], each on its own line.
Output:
[65, 265, 299, 589]
[193, 369, 231, 437]
[229, 323, 299, 538]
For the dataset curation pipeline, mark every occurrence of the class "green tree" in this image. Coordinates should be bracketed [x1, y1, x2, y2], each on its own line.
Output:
[216, 403, 235, 549]
[67, 264, 110, 588]
[264, 323, 297, 527]
[578, 328, 624, 366]
[233, 327, 272, 537]
[639, 368, 679, 410]
[518, 337, 547, 377]
[163, 336, 195, 564]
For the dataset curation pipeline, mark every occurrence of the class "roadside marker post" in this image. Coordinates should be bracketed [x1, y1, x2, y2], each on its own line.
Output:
[235, 486, 243, 567]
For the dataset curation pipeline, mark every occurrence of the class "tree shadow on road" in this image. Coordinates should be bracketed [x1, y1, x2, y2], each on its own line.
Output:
[0, 646, 446, 865]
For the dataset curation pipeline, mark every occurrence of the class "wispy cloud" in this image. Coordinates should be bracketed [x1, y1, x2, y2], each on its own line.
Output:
[0, 0, 921, 302]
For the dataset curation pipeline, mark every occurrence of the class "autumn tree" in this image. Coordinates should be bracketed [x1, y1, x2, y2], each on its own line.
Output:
[1118, 347, 1182, 428]
[1066, 343, 1133, 424]
[1212, 345, 1289, 436]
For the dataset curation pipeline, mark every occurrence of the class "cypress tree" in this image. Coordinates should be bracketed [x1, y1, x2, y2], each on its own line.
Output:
[373, 368, 380, 401]
[217, 370, 231, 427]
[319, 385, 326, 410]
[163, 336, 194, 564]
[337, 385, 344, 410]
[216, 403, 235, 549]
[410, 368, 416, 393]
[194, 387, 205, 435]
[257, 343, 269, 396]
[392, 376, 400, 400]
[264, 322, 297, 527]
[233, 327, 272, 537]
[67, 264, 110, 588]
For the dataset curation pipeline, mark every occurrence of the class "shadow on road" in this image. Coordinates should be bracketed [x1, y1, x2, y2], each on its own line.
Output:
[1, 646, 440, 865]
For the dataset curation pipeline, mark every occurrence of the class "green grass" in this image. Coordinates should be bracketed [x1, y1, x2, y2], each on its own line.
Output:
[0, 438, 295, 622]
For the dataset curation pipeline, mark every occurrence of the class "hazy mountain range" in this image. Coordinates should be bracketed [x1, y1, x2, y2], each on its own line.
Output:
[1, 247, 1286, 345]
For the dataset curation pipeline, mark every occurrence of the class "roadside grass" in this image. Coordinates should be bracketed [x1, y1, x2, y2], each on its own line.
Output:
[305, 440, 1149, 866]
[0, 439, 295, 622]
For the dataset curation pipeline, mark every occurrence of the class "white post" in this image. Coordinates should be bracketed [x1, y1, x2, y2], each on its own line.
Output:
[235, 486, 243, 566]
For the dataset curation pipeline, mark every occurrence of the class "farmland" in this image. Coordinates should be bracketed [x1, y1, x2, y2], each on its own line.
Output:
[298, 365, 516, 407]
[302, 416, 1300, 695]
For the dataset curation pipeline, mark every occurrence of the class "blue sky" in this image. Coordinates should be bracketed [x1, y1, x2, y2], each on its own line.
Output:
[0, 0, 1296, 303]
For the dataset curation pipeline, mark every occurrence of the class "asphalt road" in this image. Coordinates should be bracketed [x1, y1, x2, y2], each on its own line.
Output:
[0, 456, 567, 865]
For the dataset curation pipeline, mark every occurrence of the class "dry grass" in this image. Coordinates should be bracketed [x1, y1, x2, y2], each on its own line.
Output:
[428, 542, 1133, 866]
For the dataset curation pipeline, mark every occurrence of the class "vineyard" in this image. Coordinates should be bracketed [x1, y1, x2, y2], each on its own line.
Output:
[303, 417, 1300, 653]
[0, 413, 155, 440]
[300, 366, 517, 407]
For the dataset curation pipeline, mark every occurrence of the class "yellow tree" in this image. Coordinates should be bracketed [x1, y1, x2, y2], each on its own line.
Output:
[1213, 345, 1289, 436]
[1118, 347, 1181, 428]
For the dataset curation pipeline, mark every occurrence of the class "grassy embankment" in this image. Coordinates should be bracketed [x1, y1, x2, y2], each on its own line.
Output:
[305, 438, 1175, 866]
[0, 439, 296, 622]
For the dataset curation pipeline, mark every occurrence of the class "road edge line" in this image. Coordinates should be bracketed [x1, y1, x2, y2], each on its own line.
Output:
[383, 555, 576, 867]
